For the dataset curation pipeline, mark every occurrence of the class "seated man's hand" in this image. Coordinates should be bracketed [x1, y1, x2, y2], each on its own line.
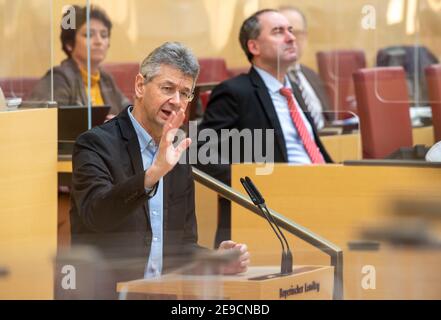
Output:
[218, 240, 250, 275]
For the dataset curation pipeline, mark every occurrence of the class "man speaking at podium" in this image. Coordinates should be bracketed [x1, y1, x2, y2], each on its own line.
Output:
[69, 42, 250, 299]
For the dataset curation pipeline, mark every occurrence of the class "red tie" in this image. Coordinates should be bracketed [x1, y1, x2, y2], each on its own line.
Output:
[279, 87, 325, 164]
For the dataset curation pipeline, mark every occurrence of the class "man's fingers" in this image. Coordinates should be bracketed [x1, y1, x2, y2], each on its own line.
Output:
[219, 240, 236, 250]
[239, 251, 250, 262]
[177, 138, 192, 154]
[240, 259, 250, 268]
[170, 109, 185, 129]
[234, 243, 248, 254]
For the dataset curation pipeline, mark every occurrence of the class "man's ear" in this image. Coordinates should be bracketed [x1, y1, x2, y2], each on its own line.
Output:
[134, 73, 145, 99]
[248, 39, 259, 57]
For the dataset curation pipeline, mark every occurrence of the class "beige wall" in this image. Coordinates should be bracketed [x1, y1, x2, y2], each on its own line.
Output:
[1, 0, 440, 77]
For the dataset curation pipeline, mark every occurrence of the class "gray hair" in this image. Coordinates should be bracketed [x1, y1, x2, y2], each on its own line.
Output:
[140, 42, 200, 86]
[239, 9, 278, 62]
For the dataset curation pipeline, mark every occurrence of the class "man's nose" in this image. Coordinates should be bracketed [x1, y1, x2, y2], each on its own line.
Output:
[286, 31, 296, 42]
[168, 90, 182, 105]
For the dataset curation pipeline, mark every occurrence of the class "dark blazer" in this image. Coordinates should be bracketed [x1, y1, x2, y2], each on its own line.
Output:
[69, 106, 205, 297]
[297, 64, 332, 114]
[196, 67, 332, 184]
[30, 58, 130, 115]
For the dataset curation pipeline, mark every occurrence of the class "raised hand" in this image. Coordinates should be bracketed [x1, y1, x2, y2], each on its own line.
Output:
[144, 109, 191, 188]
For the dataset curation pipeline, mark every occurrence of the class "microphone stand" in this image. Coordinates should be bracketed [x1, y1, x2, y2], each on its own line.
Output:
[241, 177, 293, 275]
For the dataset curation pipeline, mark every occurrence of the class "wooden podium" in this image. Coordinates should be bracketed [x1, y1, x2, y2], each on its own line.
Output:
[117, 266, 334, 300]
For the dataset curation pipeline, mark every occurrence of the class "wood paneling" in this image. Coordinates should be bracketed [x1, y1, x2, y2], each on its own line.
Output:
[0, 108, 57, 299]
[231, 163, 441, 299]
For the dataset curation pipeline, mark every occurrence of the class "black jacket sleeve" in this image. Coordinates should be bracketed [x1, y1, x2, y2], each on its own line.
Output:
[71, 130, 149, 232]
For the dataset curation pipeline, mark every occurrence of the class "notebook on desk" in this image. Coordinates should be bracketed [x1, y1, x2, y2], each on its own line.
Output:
[58, 105, 111, 155]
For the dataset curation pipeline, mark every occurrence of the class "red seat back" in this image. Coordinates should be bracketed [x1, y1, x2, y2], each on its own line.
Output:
[317, 50, 366, 119]
[197, 58, 229, 84]
[0, 77, 39, 100]
[353, 67, 413, 159]
[425, 64, 441, 142]
[197, 58, 230, 110]
[102, 62, 139, 103]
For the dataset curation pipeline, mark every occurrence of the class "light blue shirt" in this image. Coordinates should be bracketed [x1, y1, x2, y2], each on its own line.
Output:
[254, 66, 315, 164]
[128, 107, 164, 278]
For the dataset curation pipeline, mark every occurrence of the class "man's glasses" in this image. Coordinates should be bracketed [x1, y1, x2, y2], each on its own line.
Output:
[144, 75, 194, 103]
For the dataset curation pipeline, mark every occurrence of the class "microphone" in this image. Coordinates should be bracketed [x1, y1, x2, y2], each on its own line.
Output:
[240, 176, 293, 275]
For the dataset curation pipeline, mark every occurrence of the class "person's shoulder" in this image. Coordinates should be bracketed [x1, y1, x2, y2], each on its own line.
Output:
[42, 59, 79, 85]
[98, 67, 116, 88]
[212, 71, 253, 95]
[300, 64, 320, 77]
[223, 72, 252, 87]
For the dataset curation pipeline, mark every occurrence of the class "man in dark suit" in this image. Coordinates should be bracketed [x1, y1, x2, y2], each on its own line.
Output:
[197, 9, 332, 246]
[280, 6, 332, 129]
[68, 42, 249, 299]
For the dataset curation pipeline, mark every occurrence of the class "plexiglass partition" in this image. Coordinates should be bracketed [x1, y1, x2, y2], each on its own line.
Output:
[1, 0, 440, 300]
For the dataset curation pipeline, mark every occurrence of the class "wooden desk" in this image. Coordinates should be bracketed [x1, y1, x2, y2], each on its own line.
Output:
[0, 108, 57, 299]
[117, 265, 334, 300]
[231, 163, 441, 299]
[320, 126, 435, 163]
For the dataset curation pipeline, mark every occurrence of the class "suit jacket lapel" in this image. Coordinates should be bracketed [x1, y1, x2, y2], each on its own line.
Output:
[291, 82, 308, 113]
[66, 59, 88, 106]
[249, 68, 288, 162]
[118, 107, 150, 222]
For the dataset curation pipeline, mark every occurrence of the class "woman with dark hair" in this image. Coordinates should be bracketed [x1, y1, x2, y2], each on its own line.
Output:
[31, 5, 129, 116]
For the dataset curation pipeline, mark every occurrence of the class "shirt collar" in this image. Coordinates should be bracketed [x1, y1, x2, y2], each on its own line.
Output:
[79, 66, 101, 85]
[288, 63, 301, 72]
[253, 66, 292, 94]
[127, 106, 156, 152]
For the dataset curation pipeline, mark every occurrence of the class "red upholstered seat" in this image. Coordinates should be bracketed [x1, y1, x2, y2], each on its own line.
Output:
[197, 58, 229, 84]
[316, 50, 366, 119]
[0, 77, 39, 100]
[353, 67, 413, 159]
[197, 58, 230, 111]
[102, 62, 139, 103]
[425, 64, 441, 142]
